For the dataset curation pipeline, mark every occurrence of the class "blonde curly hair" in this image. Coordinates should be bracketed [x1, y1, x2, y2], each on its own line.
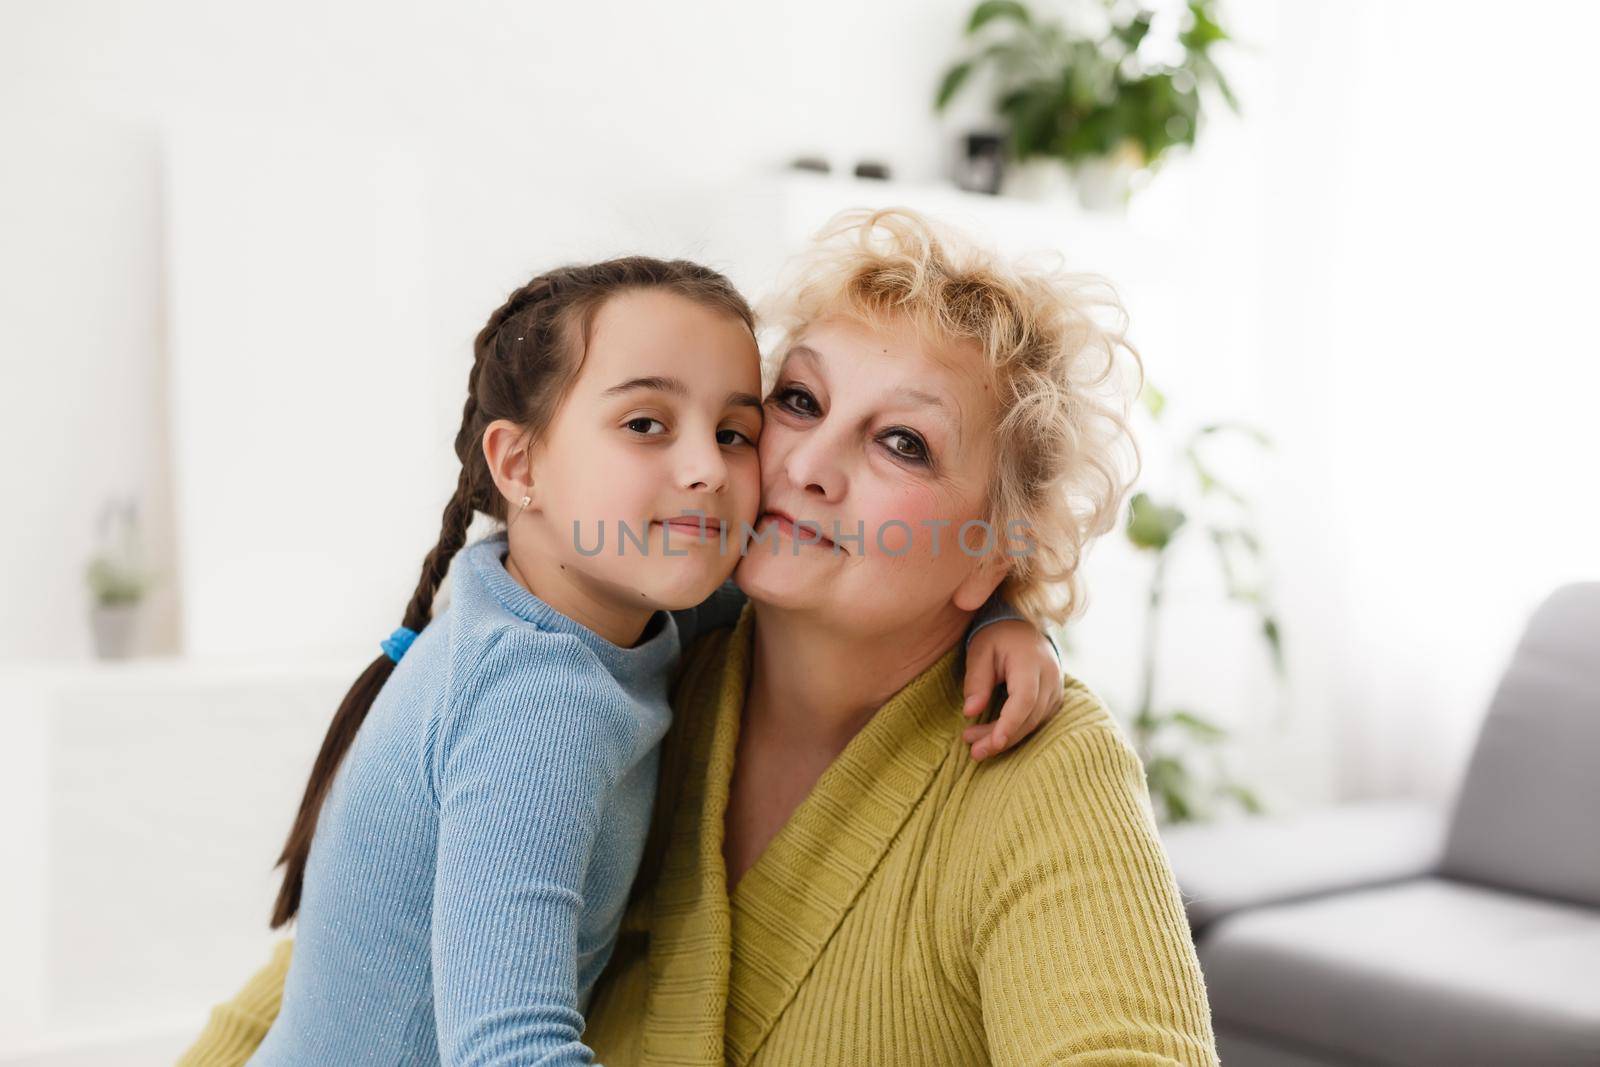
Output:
[759, 207, 1143, 628]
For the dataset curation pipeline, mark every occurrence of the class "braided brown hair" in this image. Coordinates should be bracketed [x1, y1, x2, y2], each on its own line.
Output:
[269, 256, 755, 927]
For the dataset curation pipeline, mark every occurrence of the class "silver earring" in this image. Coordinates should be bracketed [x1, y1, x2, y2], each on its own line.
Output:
[513, 494, 531, 524]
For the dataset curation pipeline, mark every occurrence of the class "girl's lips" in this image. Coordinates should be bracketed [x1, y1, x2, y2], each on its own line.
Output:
[760, 512, 839, 550]
[656, 517, 723, 537]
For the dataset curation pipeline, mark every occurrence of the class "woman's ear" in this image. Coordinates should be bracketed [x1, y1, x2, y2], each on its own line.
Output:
[481, 419, 537, 514]
[951, 543, 1011, 613]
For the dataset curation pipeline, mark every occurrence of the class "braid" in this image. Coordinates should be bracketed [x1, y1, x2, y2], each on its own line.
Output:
[401, 467, 475, 631]
[471, 275, 555, 359]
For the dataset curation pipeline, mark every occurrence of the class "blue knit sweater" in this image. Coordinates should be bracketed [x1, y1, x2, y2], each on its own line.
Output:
[249, 530, 1026, 1067]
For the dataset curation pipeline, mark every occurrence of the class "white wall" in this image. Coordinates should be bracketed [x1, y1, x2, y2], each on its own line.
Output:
[1262, 1, 1600, 799]
[0, 0, 991, 664]
[0, 119, 180, 660]
[6, 0, 1597, 781]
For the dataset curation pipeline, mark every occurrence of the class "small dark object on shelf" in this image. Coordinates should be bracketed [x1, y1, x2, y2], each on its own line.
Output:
[956, 132, 1004, 195]
[853, 160, 892, 181]
[789, 156, 831, 174]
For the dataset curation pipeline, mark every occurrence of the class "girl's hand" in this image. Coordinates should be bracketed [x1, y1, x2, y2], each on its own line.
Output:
[961, 620, 1063, 762]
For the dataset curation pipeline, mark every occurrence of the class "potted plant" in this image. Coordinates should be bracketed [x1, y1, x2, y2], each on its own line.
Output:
[936, 0, 1240, 210]
[85, 498, 153, 660]
[1120, 382, 1281, 823]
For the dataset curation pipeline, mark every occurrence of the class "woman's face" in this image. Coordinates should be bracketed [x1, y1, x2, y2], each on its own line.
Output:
[734, 314, 1010, 638]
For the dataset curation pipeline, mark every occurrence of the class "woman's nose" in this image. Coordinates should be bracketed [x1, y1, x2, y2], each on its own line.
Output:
[781, 432, 846, 503]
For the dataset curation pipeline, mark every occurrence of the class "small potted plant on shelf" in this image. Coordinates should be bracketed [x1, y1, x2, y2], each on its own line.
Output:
[936, 0, 1240, 210]
[85, 497, 153, 660]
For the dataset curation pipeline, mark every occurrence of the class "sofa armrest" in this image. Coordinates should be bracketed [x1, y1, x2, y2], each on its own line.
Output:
[1159, 800, 1447, 933]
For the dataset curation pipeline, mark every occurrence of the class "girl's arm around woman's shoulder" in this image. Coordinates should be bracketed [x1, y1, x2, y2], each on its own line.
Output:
[963, 682, 1220, 1066]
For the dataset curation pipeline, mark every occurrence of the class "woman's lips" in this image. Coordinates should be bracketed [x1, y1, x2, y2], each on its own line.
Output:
[759, 512, 839, 550]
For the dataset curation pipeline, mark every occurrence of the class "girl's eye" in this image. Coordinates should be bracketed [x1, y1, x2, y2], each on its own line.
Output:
[772, 386, 820, 417]
[716, 428, 755, 447]
[624, 417, 668, 436]
[881, 429, 929, 465]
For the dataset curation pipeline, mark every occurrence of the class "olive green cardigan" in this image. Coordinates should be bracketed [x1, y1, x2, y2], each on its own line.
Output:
[180, 604, 1217, 1065]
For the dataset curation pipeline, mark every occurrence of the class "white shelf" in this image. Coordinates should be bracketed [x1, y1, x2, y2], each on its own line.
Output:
[0, 654, 368, 695]
[765, 170, 1175, 277]
[0, 657, 350, 1045]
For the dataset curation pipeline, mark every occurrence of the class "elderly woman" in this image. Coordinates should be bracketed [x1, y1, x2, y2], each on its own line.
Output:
[181, 209, 1217, 1065]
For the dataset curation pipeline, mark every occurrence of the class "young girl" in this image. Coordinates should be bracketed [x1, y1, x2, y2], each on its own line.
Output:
[248, 257, 1059, 1065]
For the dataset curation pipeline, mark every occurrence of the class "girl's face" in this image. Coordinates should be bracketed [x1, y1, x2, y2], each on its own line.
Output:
[519, 288, 763, 616]
[735, 314, 1009, 639]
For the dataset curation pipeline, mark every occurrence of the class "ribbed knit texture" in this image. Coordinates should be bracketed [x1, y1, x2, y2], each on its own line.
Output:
[242, 529, 713, 1067]
[581, 603, 1219, 1065]
[175, 592, 1172, 1066]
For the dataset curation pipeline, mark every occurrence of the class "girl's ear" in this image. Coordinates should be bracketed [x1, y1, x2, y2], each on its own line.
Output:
[481, 419, 538, 513]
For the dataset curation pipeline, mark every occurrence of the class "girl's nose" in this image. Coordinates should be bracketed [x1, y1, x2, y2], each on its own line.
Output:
[677, 437, 729, 494]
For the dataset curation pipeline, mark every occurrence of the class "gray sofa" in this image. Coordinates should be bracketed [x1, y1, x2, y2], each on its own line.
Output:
[1161, 582, 1600, 1066]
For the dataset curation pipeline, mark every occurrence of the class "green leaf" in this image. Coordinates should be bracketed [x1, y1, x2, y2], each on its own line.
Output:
[1211, 64, 1241, 114]
[1140, 381, 1167, 418]
[978, 38, 1029, 74]
[1196, 420, 1274, 449]
[1114, 12, 1153, 53]
[1063, 39, 1114, 109]
[1180, 0, 1228, 51]
[1148, 756, 1198, 823]
[1210, 526, 1262, 559]
[1006, 81, 1068, 160]
[967, 0, 1032, 34]
[1190, 52, 1242, 114]
[935, 61, 975, 111]
[1126, 492, 1187, 551]
[1183, 447, 1248, 506]
[1221, 782, 1266, 814]
[1147, 755, 1188, 786]
[1261, 614, 1285, 674]
[1207, 528, 1242, 592]
[86, 555, 151, 605]
[1170, 709, 1228, 742]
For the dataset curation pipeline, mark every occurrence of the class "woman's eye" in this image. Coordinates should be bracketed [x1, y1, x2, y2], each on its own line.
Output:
[881, 430, 929, 464]
[624, 417, 668, 436]
[716, 428, 755, 447]
[773, 386, 819, 417]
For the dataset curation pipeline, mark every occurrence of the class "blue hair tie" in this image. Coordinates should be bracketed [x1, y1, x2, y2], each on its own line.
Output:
[381, 626, 419, 664]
